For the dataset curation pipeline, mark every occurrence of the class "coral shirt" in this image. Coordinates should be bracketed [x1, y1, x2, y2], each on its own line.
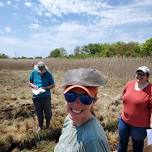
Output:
[121, 80, 152, 127]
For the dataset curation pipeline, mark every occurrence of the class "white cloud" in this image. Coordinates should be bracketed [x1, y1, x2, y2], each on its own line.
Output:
[0, 22, 91, 57]
[98, 7, 152, 28]
[25, 0, 32, 7]
[26, 21, 109, 53]
[29, 23, 40, 30]
[36, 0, 152, 29]
[7, 1, 11, 5]
[0, 28, 3, 34]
[135, 0, 152, 5]
[44, 12, 50, 16]
[4, 26, 11, 33]
[38, 0, 111, 17]
[37, 11, 42, 16]
[0, 2, 4, 6]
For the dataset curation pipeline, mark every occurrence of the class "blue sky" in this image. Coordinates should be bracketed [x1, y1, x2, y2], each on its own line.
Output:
[0, 0, 152, 57]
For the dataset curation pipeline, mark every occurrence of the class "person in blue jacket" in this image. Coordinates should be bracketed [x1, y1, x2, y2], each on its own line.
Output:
[28, 61, 55, 131]
[54, 68, 110, 152]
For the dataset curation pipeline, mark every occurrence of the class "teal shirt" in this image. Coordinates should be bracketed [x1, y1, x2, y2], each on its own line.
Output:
[54, 115, 110, 152]
[29, 70, 55, 98]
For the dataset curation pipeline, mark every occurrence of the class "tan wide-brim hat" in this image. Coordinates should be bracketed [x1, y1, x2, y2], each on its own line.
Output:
[34, 61, 48, 73]
[62, 68, 107, 87]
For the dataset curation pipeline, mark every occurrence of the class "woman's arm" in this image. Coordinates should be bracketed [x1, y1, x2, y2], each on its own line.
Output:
[42, 84, 55, 90]
[28, 81, 38, 90]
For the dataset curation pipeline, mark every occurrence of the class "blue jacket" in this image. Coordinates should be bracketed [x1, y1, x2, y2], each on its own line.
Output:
[29, 69, 55, 98]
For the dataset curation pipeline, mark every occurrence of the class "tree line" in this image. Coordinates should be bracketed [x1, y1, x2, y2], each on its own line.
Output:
[1, 38, 152, 59]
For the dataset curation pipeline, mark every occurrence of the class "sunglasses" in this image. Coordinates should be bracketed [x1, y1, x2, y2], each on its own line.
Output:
[136, 72, 146, 76]
[64, 92, 95, 105]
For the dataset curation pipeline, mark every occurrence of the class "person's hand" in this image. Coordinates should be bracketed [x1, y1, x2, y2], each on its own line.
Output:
[150, 122, 152, 129]
[42, 86, 47, 90]
[33, 85, 38, 90]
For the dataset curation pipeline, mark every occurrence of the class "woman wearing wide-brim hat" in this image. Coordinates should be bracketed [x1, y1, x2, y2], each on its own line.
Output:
[54, 68, 110, 152]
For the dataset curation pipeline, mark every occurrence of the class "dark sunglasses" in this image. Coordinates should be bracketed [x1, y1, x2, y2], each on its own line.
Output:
[136, 72, 146, 76]
[64, 92, 95, 105]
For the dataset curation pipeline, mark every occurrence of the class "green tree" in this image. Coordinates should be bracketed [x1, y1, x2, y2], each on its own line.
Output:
[125, 42, 141, 57]
[35, 56, 42, 59]
[111, 42, 125, 57]
[81, 44, 101, 55]
[98, 43, 110, 57]
[0, 53, 9, 58]
[141, 38, 152, 56]
[49, 47, 67, 57]
[74, 46, 81, 55]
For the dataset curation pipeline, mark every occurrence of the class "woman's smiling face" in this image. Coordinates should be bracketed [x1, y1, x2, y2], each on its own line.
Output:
[65, 87, 95, 126]
[136, 71, 148, 83]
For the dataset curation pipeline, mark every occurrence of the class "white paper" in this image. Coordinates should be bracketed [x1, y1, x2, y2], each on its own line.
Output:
[32, 88, 46, 95]
[146, 129, 152, 145]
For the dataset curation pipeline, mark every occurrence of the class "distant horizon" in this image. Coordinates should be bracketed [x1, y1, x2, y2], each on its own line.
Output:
[0, 0, 152, 57]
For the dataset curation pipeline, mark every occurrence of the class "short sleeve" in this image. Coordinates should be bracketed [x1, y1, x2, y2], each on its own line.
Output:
[29, 71, 34, 82]
[80, 139, 110, 152]
[122, 81, 131, 95]
[48, 72, 55, 85]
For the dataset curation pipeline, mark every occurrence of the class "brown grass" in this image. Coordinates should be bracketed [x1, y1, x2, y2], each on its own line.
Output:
[0, 57, 152, 79]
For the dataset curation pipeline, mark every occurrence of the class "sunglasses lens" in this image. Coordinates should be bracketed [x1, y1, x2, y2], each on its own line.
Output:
[64, 92, 77, 103]
[64, 92, 93, 105]
[137, 72, 145, 76]
[80, 94, 93, 105]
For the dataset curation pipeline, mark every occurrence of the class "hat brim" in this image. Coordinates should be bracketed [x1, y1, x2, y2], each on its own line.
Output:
[136, 69, 146, 74]
[64, 85, 97, 97]
[136, 66, 150, 75]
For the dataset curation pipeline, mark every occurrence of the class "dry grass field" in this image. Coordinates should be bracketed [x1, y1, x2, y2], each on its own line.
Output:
[0, 57, 152, 152]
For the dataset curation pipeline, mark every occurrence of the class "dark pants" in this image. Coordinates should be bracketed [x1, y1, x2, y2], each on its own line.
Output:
[118, 117, 147, 152]
[33, 96, 52, 128]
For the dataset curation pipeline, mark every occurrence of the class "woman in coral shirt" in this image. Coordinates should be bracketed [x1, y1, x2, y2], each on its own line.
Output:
[118, 66, 152, 152]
